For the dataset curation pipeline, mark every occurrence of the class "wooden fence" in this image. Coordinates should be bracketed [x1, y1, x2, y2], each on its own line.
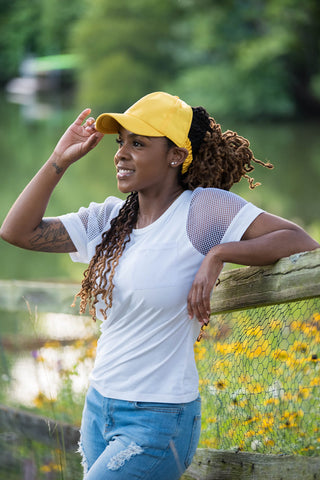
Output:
[0, 248, 319, 479]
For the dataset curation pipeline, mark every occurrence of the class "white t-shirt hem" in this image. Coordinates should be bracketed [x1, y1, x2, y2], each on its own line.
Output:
[90, 380, 199, 404]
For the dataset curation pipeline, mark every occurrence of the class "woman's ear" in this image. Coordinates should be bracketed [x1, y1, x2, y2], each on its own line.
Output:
[168, 147, 189, 168]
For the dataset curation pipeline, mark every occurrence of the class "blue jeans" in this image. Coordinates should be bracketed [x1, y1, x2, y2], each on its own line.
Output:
[78, 386, 201, 479]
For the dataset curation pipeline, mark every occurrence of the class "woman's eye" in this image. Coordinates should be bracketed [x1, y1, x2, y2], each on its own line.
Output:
[115, 138, 144, 148]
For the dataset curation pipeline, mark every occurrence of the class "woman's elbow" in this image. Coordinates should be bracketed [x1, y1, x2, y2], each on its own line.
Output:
[291, 227, 319, 253]
[0, 224, 25, 247]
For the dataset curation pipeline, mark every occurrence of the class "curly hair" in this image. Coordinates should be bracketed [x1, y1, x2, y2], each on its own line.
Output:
[75, 106, 273, 320]
[181, 107, 273, 191]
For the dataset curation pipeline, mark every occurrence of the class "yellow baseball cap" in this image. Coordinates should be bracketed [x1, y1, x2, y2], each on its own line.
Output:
[95, 92, 193, 173]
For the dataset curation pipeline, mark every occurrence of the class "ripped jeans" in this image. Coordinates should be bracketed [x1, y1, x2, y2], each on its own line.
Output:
[78, 386, 201, 479]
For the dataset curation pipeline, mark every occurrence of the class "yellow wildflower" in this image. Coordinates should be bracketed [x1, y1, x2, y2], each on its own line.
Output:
[247, 383, 263, 394]
[43, 340, 62, 349]
[33, 392, 56, 408]
[194, 345, 207, 361]
[264, 398, 280, 406]
[290, 320, 303, 331]
[301, 324, 318, 336]
[280, 410, 303, 429]
[215, 342, 236, 355]
[207, 417, 217, 424]
[214, 379, 227, 390]
[281, 392, 294, 402]
[246, 339, 270, 358]
[264, 438, 275, 447]
[246, 326, 263, 338]
[86, 340, 97, 358]
[202, 438, 219, 448]
[35, 355, 45, 363]
[73, 339, 85, 349]
[300, 446, 315, 452]
[291, 341, 308, 354]
[270, 319, 281, 330]
[260, 415, 275, 430]
[310, 377, 320, 387]
[273, 349, 289, 361]
[298, 387, 310, 399]
[199, 378, 210, 387]
[40, 462, 62, 473]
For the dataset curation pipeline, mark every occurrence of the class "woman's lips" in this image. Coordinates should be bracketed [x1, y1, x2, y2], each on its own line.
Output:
[117, 168, 135, 179]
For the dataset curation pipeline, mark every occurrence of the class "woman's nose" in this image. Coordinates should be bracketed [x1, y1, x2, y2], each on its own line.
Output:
[115, 144, 130, 161]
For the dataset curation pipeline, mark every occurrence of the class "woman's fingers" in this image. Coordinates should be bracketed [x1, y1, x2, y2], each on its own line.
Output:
[187, 282, 211, 326]
[188, 251, 223, 326]
[84, 117, 96, 130]
[74, 108, 92, 125]
[83, 130, 104, 151]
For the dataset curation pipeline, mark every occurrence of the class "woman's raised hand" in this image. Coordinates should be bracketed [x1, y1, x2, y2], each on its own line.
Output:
[0, 109, 104, 251]
[53, 109, 104, 168]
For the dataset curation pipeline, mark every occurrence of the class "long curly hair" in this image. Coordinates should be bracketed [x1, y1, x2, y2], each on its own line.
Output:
[75, 106, 273, 320]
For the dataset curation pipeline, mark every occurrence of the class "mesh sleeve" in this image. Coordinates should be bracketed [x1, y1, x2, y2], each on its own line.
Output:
[59, 196, 123, 263]
[187, 188, 263, 256]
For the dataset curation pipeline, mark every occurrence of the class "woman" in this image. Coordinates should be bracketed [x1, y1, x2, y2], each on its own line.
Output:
[1, 91, 318, 479]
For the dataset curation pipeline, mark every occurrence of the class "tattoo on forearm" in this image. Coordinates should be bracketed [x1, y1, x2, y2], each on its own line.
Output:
[29, 220, 75, 252]
[52, 162, 63, 175]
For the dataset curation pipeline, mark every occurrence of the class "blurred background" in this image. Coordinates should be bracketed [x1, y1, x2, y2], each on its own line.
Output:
[1, 0, 320, 281]
[0, 2, 320, 476]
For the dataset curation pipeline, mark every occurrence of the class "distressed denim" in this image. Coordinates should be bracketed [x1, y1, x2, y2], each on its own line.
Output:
[78, 386, 201, 479]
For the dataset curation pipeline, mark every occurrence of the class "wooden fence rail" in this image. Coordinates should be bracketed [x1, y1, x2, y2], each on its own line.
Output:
[0, 249, 319, 315]
[0, 248, 319, 479]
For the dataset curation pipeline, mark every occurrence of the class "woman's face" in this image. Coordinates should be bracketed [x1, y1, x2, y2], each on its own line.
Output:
[114, 127, 174, 194]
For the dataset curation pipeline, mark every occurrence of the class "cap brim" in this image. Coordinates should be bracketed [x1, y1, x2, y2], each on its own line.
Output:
[95, 113, 163, 137]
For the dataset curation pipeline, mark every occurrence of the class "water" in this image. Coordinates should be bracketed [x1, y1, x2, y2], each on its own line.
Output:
[0, 91, 124, 281]
[0, 89, 320, 412]
[1, 92, 320, 281]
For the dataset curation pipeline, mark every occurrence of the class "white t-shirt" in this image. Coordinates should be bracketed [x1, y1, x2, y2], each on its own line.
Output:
[59, 187, 263, 403]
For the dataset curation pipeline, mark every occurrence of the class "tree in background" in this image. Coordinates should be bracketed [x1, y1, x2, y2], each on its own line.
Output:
[1, 0, 320, 119]
[166, 0, 320, 119]
[71, 0, 320, 118]
[70, 0, 185, 111]
[0, 0, 83, 85]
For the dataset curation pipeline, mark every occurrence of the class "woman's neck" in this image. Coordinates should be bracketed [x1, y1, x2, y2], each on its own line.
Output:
[136, 186, 184, 229]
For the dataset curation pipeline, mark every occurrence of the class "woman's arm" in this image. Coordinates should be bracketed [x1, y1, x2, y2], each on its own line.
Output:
[188, 212, 320, 325]
[0, 109, 104, 253]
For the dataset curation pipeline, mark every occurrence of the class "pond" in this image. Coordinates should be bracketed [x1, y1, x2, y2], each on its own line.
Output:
[0, 91, 320, 282]
[0, 90, 320, 414]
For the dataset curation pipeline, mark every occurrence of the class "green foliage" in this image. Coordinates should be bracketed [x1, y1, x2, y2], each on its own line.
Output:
[1, 0, 320, 116]
[70, 0, 185, 110]
[166, 0, 320, 119]
[68, 0, 320, 117]
[0, 0, 84, 84]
